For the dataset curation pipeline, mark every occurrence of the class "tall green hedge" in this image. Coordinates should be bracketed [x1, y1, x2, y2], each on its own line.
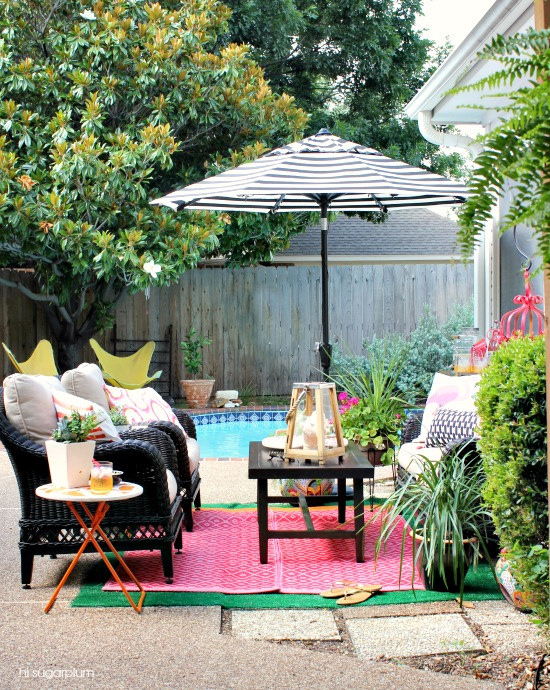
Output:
[476, 336, 548, 628]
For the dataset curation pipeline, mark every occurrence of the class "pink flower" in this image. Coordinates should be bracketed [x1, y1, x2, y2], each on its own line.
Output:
[395, 413, 402, 419]
[349, 397, 359, 406]
[338, 391, 349, 402]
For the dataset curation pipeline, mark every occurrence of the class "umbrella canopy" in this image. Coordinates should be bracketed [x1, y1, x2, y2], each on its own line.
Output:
[153, 129, 469, 375]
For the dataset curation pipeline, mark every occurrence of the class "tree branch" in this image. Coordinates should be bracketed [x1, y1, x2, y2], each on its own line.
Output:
[0, 275, 72, 324]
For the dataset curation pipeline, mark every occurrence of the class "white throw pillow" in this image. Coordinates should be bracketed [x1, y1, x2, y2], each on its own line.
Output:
[3, 374, 64, 443]
[417, 373, 480, 442]
[104, 385, 187, 436]
[61, 363, 109, 411]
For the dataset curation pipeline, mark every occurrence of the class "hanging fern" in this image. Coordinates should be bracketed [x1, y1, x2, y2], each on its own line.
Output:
[451, 29, 550, 262]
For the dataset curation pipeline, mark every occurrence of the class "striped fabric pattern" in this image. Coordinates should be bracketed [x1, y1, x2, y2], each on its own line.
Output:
[152, 130, 469, 213]
[51, 389, 120, 442]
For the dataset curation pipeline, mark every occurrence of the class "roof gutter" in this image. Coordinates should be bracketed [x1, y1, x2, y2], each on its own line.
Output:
[405, 0, 533, 120]
[418, 111, 484, 159]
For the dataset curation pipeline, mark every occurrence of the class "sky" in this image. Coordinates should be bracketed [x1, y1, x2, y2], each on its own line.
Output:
[417, 0, 497, 49]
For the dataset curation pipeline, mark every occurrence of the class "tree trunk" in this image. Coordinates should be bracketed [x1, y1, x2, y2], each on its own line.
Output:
[44, 305, 99, 372]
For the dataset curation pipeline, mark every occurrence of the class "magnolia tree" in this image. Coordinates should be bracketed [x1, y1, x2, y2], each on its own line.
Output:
[0, 0, 307, 369]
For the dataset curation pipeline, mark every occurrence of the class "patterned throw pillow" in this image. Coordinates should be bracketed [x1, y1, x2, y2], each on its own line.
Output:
[51, 389, 121, 442]
[417, 373, 480, 442]
[425, 407, 479, 448]
[104, 385, 187, 436]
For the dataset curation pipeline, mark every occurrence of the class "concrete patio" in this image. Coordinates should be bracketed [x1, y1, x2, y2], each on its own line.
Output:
[0, 451, 544, 689]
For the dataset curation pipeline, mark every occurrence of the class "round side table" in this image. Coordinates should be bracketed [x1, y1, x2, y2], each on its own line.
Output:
[36, 481, 146, 614]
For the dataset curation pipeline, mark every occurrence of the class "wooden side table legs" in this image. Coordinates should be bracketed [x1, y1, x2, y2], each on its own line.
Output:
[44, 501, 146, 614]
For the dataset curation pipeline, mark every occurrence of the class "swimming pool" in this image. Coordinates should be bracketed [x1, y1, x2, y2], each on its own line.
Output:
[194, 412, 287, 457]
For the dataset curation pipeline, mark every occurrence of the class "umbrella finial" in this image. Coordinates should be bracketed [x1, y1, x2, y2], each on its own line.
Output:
[316, 128, 332, 136]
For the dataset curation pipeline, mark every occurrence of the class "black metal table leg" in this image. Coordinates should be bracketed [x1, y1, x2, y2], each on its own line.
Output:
[337, 478, 346, 523]
[257, 478, 269, 564]
[353, 478, 365, 562]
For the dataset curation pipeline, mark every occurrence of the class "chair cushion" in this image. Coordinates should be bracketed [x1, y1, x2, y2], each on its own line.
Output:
[61, 363, 109, 411]
[186, 437, 200, 474]
[416, 373, 481, 442]
[104, 386, 188, 437]
[397, 441, 443, 478]
[425, 406, 479, 448]
[51, 389, 121, 442]
[166, 468, 178, 504]
[3, 374, 64, 443]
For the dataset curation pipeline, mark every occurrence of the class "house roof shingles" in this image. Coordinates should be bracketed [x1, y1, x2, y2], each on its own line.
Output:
[277, 208, 461, 257]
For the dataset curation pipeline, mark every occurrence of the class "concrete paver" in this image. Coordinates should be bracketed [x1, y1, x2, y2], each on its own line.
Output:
[343, 600, 462, 619]
[232, 609, 341, 640]
[346, 613, 485, 659]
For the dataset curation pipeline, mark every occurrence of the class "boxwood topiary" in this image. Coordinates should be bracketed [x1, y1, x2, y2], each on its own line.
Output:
[476, 335, 548, 627]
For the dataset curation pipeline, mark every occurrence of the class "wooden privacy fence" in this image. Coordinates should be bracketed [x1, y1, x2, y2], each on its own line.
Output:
[0, 263, 473, 395]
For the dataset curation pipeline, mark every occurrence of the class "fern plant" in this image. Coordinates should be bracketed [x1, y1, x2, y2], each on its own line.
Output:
[453, 29, 550, 260]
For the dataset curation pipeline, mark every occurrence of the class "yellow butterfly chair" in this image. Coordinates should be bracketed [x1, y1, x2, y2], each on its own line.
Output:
[2, 340, 59, 376]
[89, 338, 162, 389]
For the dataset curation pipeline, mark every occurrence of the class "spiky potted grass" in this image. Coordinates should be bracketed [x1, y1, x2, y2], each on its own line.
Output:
[45, 411, 98, 488]
[330, 344, 409, 464]
[374, 443, 494, 601]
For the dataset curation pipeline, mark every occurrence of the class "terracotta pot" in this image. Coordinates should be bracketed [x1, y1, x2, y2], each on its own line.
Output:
[180, 379, 215, 409]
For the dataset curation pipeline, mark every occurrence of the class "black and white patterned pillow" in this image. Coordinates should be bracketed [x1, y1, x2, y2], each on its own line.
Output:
[425, 407, 479, 447]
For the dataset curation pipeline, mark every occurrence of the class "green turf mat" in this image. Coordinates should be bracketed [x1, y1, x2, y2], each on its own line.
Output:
[72, 503, 502, 609]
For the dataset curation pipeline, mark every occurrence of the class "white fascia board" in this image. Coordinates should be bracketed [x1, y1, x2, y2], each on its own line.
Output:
[405, 0, 533, 123]
[271, 254, 470, 265]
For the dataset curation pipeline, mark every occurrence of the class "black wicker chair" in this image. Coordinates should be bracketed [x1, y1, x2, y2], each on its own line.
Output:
[0, 392, 187, 588]
[395, 412, 481, 489]
[145, 409, 201, 531]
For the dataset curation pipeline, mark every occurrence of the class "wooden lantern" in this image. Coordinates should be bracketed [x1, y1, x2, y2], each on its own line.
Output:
[284, 382, 345, 463]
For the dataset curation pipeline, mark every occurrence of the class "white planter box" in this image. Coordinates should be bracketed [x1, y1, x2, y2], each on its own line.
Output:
[45, 440, 96, 488]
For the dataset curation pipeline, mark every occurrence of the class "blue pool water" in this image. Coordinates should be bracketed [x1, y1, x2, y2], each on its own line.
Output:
[196, 420, 285, 457]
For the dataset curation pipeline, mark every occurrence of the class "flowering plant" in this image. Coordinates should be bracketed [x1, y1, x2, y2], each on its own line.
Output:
[331, 344, 408, 464]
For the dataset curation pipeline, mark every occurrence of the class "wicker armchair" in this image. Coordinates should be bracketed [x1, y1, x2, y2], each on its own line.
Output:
[0, 392, 185, 588]
[395, 412, 481, 488]
[145, 409, 201, 531]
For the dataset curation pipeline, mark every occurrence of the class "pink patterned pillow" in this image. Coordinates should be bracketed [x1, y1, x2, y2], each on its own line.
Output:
[105, 385, 187, 436]
[417, 373, 480, 442]
[51, 389, 120, 442]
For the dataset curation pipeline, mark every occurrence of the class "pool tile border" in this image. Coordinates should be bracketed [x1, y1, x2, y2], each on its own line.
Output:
[190, 409, 288, 426]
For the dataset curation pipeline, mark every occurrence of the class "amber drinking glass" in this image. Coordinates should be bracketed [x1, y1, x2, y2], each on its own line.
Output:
[90, 461, 113, 494]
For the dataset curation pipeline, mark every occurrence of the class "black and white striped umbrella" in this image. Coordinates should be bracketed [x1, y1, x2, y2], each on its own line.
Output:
[153, 129, 469, 374]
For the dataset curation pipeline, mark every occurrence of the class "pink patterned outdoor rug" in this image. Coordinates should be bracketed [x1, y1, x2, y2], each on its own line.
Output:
[103, 506, 425, 594]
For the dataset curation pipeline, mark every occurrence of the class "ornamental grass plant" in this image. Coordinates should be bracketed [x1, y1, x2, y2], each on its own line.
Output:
[374, 444, 494, 603]
[330, 344, 408, 463]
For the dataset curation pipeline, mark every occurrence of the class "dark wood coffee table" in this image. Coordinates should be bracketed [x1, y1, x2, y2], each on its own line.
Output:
[248, 441, 375, 563]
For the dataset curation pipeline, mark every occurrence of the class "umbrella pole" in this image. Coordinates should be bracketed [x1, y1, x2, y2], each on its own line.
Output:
[320, 200, 331, 379]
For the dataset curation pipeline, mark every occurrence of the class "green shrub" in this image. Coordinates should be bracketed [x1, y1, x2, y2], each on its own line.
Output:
[476, 336, 548, 628]
[331, 301, 474, 403]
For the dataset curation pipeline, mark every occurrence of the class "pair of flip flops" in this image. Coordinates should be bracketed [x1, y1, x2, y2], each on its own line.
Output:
[320, 580, 382, 605]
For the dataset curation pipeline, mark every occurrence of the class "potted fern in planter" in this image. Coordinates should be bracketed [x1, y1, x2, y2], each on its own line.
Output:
[375, 443, 494, 601]
[45, 411, 98, 488]
[180, 326, 214, 408]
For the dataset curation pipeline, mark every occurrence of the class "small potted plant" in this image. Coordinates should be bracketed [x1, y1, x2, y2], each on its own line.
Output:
[45, 411, 98, 488]
[374, 444, 494, 602]
[109, 406, 130, 432]
[180, 326, 214, 408]
[332, 345, 408, 464]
